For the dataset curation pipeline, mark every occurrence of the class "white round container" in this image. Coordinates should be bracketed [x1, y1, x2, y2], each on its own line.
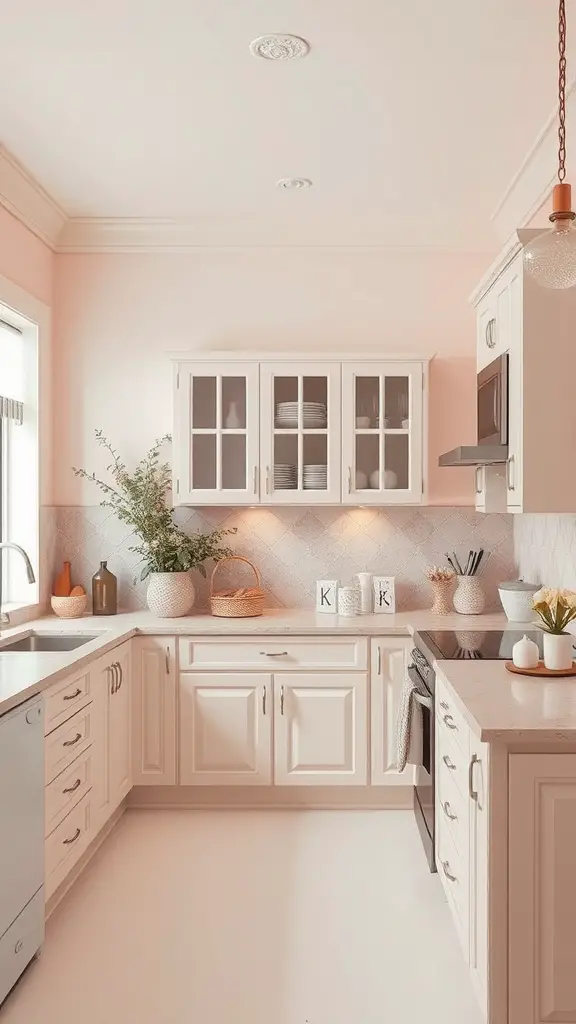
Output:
[543, 632, 574, 671]
[512, 634, 540, 669]
[498, 580, 539, 622]
[338, 586, 360, 617]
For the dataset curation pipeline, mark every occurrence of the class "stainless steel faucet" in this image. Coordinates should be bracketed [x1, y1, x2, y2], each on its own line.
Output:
[0, 542, 36, 625]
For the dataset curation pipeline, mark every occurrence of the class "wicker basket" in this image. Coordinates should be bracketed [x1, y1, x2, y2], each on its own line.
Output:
[210, 556, 266, 618]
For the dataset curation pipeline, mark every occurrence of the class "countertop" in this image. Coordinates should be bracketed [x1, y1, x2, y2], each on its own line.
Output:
[0, 607, 511, 716]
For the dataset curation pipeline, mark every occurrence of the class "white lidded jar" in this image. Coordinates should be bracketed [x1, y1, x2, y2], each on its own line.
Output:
[512, 634, 540, 669]
[498, 579, 539, 622]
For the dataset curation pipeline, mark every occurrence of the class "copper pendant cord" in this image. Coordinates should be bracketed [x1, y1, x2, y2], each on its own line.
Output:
[558, 0, 567, 184]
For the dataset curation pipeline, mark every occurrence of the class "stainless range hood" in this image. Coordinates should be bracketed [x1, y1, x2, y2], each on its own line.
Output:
[438, 445, 508, 467]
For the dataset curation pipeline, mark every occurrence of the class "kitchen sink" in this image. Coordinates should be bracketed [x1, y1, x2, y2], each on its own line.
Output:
[0, 633, 99, 653]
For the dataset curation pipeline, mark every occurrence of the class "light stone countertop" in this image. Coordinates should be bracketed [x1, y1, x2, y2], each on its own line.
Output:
[0, 606, 512, 716]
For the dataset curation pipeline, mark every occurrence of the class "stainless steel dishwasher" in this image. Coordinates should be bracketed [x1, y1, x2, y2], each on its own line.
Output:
[0, 694, 45, 1004]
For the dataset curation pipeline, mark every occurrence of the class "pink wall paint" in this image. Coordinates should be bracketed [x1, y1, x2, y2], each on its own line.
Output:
[0, 207, 53, 305]
[53, 248, 484, 506]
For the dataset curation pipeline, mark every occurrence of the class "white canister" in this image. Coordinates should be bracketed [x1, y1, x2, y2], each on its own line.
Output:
[512, 634, 540, 669]
[338, 586, 360, 617]
[498, 580, 539, 622]
[356, 573, 373, 614]
[543, 632, 574, 671]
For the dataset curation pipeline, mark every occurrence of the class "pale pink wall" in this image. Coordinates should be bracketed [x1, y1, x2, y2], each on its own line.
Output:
[0, 206, 53, 305]
[53, 248, 485, 506]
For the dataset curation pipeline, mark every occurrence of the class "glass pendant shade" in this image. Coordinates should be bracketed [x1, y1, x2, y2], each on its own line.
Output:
[523, 217, 576, 289]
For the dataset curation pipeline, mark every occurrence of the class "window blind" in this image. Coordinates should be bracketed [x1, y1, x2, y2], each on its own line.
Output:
[0, 319, 23, 424]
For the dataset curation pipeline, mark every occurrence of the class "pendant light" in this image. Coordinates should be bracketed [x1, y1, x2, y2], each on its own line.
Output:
[524, 0, 576, 289]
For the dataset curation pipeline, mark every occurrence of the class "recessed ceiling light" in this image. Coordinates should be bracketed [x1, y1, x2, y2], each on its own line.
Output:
[276, 178, 313, 190]
[250, 34, 310, 60]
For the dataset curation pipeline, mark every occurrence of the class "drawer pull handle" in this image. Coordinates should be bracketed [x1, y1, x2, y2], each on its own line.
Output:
[63, 778, 82, 794]
[165, 647, 170, 674]
[442, 755, 457, 770]
[63, 732, 82, 747]
[280, 685, 285, 715]
[63, 828, 81, 845]
[262, 685, 267, 716]
[260, 651, 288, 657]
[469, 753, 479, 801]
[442, 800, 457, 821]
[63, 688, 82, 701]
[443, 714, 457, 730]
[439, 700, 449, 710]
[442, 860, 457, 883]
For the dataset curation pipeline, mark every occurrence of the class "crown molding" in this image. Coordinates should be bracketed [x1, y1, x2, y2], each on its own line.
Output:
[0, 145, 67, 249]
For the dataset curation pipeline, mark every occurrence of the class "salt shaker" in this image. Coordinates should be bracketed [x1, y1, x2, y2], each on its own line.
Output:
[356, 573, 373, 614]
[512, 634, 539, 669]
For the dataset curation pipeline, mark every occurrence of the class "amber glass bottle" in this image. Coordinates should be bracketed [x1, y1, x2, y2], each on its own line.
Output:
[92, 561, 117, 615]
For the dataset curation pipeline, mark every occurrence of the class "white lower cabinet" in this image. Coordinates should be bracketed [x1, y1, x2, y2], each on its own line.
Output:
[370, 639, 413, 785]
[274, 673, 367, 786]
[132, 637, 176, 785]
[179, 673, 272, 786]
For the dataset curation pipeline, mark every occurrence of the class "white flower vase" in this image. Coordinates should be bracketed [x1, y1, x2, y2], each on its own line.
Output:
[146, 571, 195, 617]
[453, 575, 485, 615]
[543, 632, 574, 671]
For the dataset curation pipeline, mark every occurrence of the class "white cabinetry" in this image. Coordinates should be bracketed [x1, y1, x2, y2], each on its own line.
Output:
[132, 637, 176, 785]
[370, 638, 413, 784]
[274, 673, 367, 786]
[179, 673, 272, 785]
[172, 354, 428, 506]
[108, 642, 131, 812]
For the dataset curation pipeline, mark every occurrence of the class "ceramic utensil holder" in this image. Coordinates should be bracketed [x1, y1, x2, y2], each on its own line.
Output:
[430, 578, 454, 615]
[453, 575, 485, 615]
[338, 586, 360, 616]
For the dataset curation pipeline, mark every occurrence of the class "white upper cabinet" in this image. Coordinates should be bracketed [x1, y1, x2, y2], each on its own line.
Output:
[342, 362, 425, 505]
[173, 355, 428, 506]
[173, 361, 260, 505]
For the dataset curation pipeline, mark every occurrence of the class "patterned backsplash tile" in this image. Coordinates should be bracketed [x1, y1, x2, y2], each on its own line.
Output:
[49, 505, 515, 612]
[515, 513, 576, 589]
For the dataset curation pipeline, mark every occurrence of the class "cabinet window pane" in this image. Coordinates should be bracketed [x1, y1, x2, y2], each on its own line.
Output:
[355, 434, 379, 490]
[384, 376, 409, 428]
[192, 377, 216, 428]
[274, 435, 298, 491]
[302, 376, 328, 427]
[192, 434, 217, 489]
[303, 434, 327, 490]
[384, 434, 408, 489]
[274, 376, 298, 428]
[222, 435, 246, 490]
[221, 377, 246, 429]
[355, 377, 379, 428]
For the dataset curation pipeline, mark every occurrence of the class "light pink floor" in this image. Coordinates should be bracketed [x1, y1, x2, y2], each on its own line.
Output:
[2, 809, 482, 1024]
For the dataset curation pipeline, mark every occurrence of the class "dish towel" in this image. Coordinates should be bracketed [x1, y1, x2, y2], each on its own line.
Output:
[396, 673, 425, 773]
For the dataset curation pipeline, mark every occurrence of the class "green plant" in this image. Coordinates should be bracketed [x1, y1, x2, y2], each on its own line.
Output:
[532, 587, 576, 634]
[73, 431, 235, 581]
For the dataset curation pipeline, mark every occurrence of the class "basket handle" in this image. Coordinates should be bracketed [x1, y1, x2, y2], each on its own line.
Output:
[210, 555, 262, 597]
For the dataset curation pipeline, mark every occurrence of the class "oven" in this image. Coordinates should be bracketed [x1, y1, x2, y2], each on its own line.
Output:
[408, 648, 436, 872]
[477, 353, 508, 446]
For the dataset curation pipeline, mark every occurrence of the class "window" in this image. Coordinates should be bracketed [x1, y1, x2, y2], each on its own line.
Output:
[0, 313, 39, 609]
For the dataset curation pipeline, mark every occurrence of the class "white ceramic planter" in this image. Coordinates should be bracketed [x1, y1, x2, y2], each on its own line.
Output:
[543, 632, 574, 671]
[453, 576, 485, 615]
[146, 571, 196, 618]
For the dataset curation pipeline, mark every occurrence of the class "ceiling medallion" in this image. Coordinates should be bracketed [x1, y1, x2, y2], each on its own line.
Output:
[249, 35, 310, 61]
[276, 178, 313, 190]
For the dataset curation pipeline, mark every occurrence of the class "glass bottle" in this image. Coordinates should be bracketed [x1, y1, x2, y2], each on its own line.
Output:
[92, 561, 117, 615]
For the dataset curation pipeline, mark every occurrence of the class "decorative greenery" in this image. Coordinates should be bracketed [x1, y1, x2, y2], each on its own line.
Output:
[532, 587, 576, 634]
[73, 431, 235, 581]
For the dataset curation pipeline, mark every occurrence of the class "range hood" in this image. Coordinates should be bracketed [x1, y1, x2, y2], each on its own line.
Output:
[438, 445, 508, 467]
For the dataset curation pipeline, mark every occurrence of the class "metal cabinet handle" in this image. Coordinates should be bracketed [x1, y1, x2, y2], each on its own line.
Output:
[469, 753, 479, 801]
[262, 685, 267, 716]
[260, 651, 288, 657]
[442, 800, 457, 821]
[253, 465, 259, 495]
[265, 466, 271, 495]
[117, 662, 123, 692]
[63, 778, 82, 794]
[165, 647, 170, 674]
[63, 688, 82, 701]
[63, 828, 81, 846]
[63, 732, 82, 747]
[443, 713, 457, 730]
[485, 317, 496, 349]
[110, 663, 118, 694]
[442, 755, 457, 770]
[475, 466, 483, 495]
[348, 466, 353, 494]
[507, 454, 515, 492]
[442, 860, 457, 882]
[439, 700, 449, 710]
[377, 646, 382, 676]
[280, 685, 285, 715]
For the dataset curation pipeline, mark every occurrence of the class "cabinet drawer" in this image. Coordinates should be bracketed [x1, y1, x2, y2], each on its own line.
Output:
[436, 677, 469, 754]
[45, 706, 93, 785]
[0, 888, 44, 1001]
[437, 757, 469, 865]
[45, 748, 93, 837]
[178, 636, 368, 672]
[436, 718, 469, 797]
[44, 669, 91, 734]
[437, 827, 469, 960]
[45, 793, 92, 897]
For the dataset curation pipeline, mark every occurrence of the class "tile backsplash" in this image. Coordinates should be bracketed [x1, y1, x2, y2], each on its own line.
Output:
[515, 514, 576, 589]
[50, 505, 515, 612]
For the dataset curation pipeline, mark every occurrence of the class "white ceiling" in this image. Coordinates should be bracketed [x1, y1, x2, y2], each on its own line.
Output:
[0, 0, 567, 249]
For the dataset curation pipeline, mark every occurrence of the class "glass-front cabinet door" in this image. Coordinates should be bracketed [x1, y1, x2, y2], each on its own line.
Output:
[342, 363, 424, 504]
[174, 362, 259, 504]
[260, 362, 341, 504]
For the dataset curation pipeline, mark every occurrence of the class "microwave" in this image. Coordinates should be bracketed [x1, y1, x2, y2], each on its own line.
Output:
[477, 353, 508, 446]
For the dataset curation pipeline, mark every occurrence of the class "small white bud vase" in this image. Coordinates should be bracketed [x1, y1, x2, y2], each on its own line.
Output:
[543, 632, 574, 671]
[356, 573, 373, 614]
[512, 634, 540, 669]
[146, 571, 196, 617]
[338, 586, 360, 616]
[453, 575, 485, 615]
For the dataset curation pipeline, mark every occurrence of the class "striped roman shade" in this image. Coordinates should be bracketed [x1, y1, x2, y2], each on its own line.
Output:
[0, 396, 23, 425]
[0, 317, 24, 424]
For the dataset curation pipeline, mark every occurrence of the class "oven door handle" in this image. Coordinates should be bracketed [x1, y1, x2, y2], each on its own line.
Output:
[407, 665, 433, 710]
[413, 691, 433, 711]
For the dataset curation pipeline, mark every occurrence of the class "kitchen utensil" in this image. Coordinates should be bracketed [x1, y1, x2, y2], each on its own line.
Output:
[463, 550, 473, 577]
[210, 556, 265, 617]
[472, 549, 485, 575]
[512, 634, 540, 669]
[498, 580, 539, 622]
[445, 554, 458, 575]
[505, 661, 576, 678]
[452, 552, 464, 575]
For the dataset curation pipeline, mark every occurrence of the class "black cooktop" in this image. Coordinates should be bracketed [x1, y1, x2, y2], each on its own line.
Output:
[417, 628, 546, 661]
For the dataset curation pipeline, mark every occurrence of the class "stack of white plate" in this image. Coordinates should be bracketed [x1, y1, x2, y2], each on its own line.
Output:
[274, 464, 297, 489]
[276, 402, 327, 428]
[303, 464, 328, 489]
